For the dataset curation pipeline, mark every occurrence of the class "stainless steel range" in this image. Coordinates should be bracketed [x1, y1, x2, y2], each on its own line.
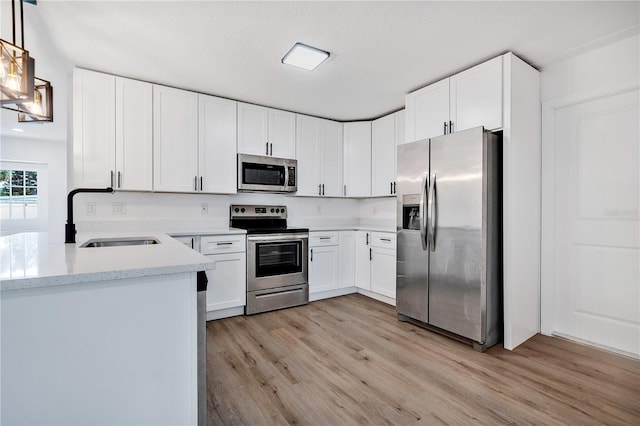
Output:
[230, 205, 309, 315]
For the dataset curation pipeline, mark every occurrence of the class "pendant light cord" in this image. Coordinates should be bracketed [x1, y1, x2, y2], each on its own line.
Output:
[11, 0, 16, 45]
[20, 0, 24, 49]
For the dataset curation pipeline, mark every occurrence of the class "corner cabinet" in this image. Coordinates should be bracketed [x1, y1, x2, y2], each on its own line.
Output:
[405, 56, 503, 143]
[343, 122, 372, 197]
[295, 114, 343, 197]
[237, 102, 296, 158]
[72, 69, 152, 191]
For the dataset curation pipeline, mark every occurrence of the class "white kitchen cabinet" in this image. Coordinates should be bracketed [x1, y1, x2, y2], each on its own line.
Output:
[309, 232, 340, 294]
[354, 231, 371, 290]
[343, 122, 372, 197]
[372, 113, 396, 197]
[72, 69, 116, 188]
[338, 231, 356, 288]
[395, 109, 406, 147]
[296, 114, 343, 197]
[200, 234, 247, 313]
[73, 69, 153, 191]
[115, 77, 153, 191]
[405, 56, 503, 143]
[237, 102, 295, 158]
[153, 85, 199, 192]
[370, 233, 397, 299]
[198, 94, 238, 194]
[405, 78, 450, 143]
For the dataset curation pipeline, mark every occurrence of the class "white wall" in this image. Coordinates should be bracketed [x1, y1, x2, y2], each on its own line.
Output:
[540, 34, 640, 354]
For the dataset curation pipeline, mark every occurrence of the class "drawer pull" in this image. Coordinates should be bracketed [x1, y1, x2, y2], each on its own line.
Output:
[319, 237, 331, 240]
[216, 242, 233, 246]
[380, 238, 391, 242]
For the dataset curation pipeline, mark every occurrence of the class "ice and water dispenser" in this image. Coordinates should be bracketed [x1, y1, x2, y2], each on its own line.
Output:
[402, 194, 421, 231]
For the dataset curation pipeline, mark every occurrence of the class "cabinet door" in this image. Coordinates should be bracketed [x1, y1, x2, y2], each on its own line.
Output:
[115, 77, 152, 191]
[320, 119, 343, 197]
[198, 94, 237, 194]
[295, 114, 320, 196]
[371, 114, 396, 196]
[371, 247, 396, 299]
[393, 109, 405, 185]
[205, 252, 247, 311]
[338, 231, 356, 288]
[268, 109, 296, 158]
[405, 79, 450, 143]
[343, 122, 371, 197]
[237, 102, 269, 156]
[72, 69, 115, 188]
[153, 85, 199, 192]
[354, 231, 371, 290]
[450, 56, 503, 132]
[308, 245, 339, 294]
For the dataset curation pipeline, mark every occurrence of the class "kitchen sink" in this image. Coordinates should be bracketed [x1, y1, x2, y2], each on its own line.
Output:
[80, 237, 161, 248]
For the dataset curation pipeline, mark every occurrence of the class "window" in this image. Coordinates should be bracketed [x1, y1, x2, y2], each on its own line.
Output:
[0, 168, 38, 219]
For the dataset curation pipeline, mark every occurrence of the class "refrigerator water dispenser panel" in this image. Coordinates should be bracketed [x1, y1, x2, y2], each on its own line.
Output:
[402, 194, 421, 230]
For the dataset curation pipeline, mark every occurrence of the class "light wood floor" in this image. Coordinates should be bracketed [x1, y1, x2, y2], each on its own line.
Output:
[206, 294, 640, 425]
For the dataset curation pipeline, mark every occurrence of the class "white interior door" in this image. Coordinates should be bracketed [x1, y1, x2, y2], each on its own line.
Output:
[547, 89, 639, 356]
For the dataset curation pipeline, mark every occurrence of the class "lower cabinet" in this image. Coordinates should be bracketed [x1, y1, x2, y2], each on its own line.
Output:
[199, 234, 247, 315]
[308, 232, 340, 294]
[338, 231, 356, 287]
[355, 231, 397, 300]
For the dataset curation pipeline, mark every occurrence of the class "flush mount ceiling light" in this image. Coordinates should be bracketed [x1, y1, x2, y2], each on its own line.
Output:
[282, 43, 330, 71]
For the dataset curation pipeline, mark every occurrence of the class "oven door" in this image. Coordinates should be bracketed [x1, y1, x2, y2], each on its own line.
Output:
[247, 233, 308, 291]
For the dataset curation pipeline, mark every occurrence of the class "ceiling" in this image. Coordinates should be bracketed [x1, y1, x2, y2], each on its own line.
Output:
[5, 1, 640, 126]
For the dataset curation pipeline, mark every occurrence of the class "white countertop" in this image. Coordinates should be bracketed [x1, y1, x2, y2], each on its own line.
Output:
[308, 225, 396, 233]
[168, 227, 246, 237]
[0, 232, 215, 292]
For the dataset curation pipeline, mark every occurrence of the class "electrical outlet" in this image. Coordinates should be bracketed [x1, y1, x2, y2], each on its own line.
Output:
[112, 202, 126, 215]
[201, 203, 208, 215]
[86, 202, 96, 216]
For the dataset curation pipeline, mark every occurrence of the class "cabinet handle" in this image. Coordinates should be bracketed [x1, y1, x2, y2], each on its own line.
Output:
[117, 171, 121, 189]
[366, 233, 369, 245]
[380, 238, 391, 242]
[343, 185, 346, 196]
[266, 142, 269, 155]
[390, 182, 393, 195]
[322, 184, 325, 196]
[444, 121, 448, 135]
[310, 248, 313, 262]
[270, 143, 273, 156]
[216, 242, 233, 246]
[194, 176, 198, 191]
[318, 184, 321, 196]
[369, 248, 372, 261]
[319, 237, 331, 240]
[393, 182, 396, 194]
[110, 170, 114, 188]
[449, 120, 453, 133]
[200, 176, 203, 192]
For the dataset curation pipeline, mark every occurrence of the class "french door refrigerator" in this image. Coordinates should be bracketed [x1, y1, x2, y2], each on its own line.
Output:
[396, 126, 502, 351]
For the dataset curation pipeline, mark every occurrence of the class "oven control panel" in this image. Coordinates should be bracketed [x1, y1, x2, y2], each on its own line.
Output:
[230, 205, 287, 219]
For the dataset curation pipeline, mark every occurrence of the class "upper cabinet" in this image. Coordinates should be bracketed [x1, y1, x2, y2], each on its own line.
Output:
[198, 94, 238, 194]
[73, 69, 152, 191]
[371, 110, 404, 197]
[154, 88, 237, 194]
[343, 121, 371, 197]
[153, 85, 199, 192]
[296, 114, 343, 197]
[405, 56, 503, 143]
[237, 103, 296, 158]
[115, 77, 153, 191]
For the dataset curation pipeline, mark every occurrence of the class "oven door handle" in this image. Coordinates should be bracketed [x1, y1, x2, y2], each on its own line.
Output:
[247, 233, 309, 242]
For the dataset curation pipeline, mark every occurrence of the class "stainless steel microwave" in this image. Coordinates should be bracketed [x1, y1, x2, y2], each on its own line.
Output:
[237, 154, 297, 193]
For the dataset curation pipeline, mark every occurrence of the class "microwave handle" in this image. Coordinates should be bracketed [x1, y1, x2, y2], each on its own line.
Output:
[284, 165, 289, 190]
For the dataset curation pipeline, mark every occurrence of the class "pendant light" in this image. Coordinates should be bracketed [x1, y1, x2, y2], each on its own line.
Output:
[1, 0, 53, 122]
[0, 0, 33, 104]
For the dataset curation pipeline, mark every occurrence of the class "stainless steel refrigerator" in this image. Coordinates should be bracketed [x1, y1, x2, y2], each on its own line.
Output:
[396, 126, 502, 351]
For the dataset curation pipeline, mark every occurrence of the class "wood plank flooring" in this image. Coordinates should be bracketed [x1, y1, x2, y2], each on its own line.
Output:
[206, 294, 640, 425]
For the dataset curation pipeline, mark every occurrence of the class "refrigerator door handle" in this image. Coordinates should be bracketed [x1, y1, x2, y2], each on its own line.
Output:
[428, 173, 436, 251]
[419, 172, 428, 251]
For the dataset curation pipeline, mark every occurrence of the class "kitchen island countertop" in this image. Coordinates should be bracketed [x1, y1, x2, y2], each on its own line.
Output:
[0, 232, 215, 292]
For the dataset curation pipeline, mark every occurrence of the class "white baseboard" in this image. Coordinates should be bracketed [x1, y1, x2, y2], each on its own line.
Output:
[206, 306, 244, 321]
[309, 287, 357, 302]
[356, 288, 396, 306]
